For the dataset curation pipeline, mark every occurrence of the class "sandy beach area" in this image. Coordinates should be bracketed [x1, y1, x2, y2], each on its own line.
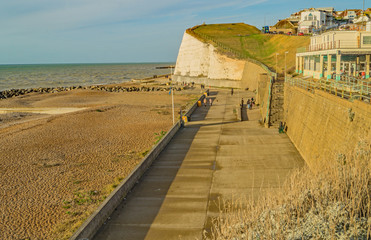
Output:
[0, 80, 199, 239]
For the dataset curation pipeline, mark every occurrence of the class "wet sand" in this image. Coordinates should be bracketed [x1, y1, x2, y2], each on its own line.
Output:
[0, 81, 198, 239]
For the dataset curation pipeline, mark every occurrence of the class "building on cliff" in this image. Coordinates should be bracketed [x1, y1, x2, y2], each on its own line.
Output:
[269, 19, 298, 34]
[276, 7, 371, 34]
[296, 30, 371, 79]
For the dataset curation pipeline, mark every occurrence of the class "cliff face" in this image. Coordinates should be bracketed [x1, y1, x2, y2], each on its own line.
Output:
[173, 32, 268, 90]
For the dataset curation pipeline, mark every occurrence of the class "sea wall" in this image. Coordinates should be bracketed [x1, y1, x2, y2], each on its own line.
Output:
[0, 85, 184, 99]
[173, 32, 268, 90]
[284, 85, 371, 168]
[70, 93, 206, 240]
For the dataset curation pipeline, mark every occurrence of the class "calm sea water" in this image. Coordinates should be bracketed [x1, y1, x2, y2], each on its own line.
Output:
[0, 63, 174, 91]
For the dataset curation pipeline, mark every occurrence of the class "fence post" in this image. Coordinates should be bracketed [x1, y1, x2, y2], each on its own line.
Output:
[331, 83, 335, 94]
[342, 86, 344, 98]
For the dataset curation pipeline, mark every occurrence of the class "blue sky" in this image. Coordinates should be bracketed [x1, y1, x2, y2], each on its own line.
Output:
[0, 0, 367, 64]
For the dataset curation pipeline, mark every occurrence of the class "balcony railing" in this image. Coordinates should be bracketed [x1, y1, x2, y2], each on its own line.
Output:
[309, 40, 340, 51]
[297, 40, 371, 53]
[304, 40, 371, 52]
[286, 75, 371, 104]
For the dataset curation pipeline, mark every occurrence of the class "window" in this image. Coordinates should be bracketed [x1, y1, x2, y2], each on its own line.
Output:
[363, 36, 371, 44]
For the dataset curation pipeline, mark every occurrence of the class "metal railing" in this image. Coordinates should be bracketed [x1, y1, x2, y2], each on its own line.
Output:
[286, 76, 371, 103]
[193, 31, 275, 75]
[188, 29, 279, 127]
[305, 40, 371, 52]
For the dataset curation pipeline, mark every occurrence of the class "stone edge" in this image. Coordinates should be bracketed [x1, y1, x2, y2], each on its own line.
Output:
[70, 91, 206, 240]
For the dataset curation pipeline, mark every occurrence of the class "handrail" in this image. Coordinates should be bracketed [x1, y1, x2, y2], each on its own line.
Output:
[286, 76, 371, 104]
[191, 31, 275, 76]
[187, 28, 278, 128]
[300, 40, 371, 52]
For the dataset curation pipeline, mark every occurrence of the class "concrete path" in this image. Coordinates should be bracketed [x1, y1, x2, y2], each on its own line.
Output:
[93, 89, 305, 240]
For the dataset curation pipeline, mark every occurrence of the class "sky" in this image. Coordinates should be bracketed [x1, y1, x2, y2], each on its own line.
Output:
[0, 0, 367, 64]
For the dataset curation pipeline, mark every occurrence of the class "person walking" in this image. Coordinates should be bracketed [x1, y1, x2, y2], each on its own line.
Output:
[240, 98, 244, 108]
[231, 88, 234, 96]
[247, 98, 251, 110]
[179, 108, 184, 127]
[203, 98, 207, 107]
[209, 98, 213, 106]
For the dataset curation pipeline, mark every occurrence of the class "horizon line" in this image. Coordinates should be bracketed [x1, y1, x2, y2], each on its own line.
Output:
[0, 61, 176, 66]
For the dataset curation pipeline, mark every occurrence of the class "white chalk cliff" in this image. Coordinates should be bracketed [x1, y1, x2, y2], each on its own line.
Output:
[173, 32, 269, 90]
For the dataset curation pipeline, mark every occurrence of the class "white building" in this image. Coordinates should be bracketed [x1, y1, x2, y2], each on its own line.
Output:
[343, 10, 360, 21]
[353, 15, 370, 24]
[296, 30, 371, 79]
[298, 10, 328, 33]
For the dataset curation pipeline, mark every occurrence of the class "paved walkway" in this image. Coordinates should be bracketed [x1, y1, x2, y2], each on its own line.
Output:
[94, 89, 304, 239]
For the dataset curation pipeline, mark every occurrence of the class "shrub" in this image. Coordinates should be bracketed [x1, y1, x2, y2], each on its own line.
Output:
[208, 139, 371, 239]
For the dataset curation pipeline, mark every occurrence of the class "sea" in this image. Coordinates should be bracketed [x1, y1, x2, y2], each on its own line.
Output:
[0, 63, 174, 91]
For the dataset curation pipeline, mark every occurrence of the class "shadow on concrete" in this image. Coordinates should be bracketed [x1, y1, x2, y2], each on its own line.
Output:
[93, 92, 217, 240]
[188, 120, 236, 128]
[241, 104, 249, 121]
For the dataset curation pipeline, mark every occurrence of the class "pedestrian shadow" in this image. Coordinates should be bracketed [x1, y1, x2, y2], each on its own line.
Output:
[241, 104, 249, 121]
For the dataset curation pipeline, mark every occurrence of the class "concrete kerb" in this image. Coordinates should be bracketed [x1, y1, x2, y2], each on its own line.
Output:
[70, 92, 207, 240]
[184, 89, 208, 120]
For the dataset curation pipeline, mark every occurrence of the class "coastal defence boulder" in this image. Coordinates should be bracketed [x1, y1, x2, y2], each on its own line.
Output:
[173, 31, 268, 90]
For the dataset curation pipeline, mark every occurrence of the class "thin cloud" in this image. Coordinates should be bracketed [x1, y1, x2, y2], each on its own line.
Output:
[172, 0, 267, 14]
[1, 0, 267, 35]
[0, 0, 180, 34]
[205, 14, 252, 22]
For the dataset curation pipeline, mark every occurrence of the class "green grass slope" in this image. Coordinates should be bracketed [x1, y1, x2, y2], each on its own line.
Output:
[187, 23, 310, 74]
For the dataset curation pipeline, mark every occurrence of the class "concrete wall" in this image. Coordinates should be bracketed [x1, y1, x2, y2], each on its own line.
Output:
[174, 32, 268, 91]
[284, 85, 371, 169]
[256, 73, 271, 123]
[241, 62, 269, 91]
[172, 75, 241, 88]
[70, 93, 206, 240]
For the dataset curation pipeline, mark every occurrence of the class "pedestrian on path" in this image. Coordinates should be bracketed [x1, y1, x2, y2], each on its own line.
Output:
[247, 99, 251, 110]
[240, 98, 244, 108]
[203, 98, 207, 107]
[209, 98, 213, 106]
[179, 108, 184, 127]
[231, 88, 234, 96]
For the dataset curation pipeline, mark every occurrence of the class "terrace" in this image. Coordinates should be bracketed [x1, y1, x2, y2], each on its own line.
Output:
[296, 30, 371, 80]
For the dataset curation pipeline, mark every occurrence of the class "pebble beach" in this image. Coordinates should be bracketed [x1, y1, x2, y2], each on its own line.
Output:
[0, 79, 199, 239]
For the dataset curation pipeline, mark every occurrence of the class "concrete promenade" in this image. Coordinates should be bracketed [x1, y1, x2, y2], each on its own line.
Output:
[93, 89, 305, 239]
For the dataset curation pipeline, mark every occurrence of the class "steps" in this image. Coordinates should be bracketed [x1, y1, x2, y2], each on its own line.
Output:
[269, 81, 284, 126]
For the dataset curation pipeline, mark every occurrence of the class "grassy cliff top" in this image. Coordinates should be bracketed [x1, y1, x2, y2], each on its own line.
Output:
[187, 23, 310, 74]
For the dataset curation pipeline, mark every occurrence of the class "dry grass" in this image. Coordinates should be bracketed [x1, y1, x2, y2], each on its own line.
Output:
[208, 139, 371, 239]
[188, 23, 310, 73]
